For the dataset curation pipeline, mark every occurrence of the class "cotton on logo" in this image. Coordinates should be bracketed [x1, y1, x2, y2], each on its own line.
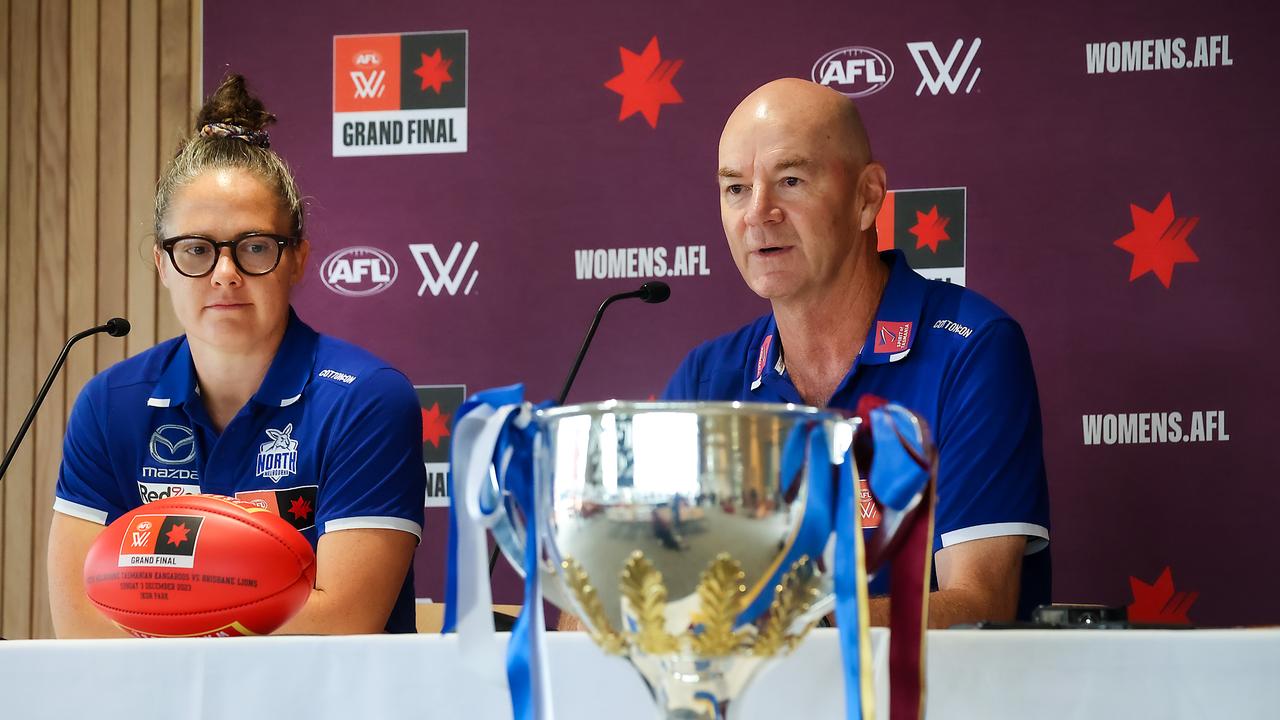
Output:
[907, 38, 982, 95]
[409, 242, 479, 296]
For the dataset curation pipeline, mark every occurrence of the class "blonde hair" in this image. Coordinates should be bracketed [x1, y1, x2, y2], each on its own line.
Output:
[154, 74, 304, 239]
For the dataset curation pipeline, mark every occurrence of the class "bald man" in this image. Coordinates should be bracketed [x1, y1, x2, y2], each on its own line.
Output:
[663, 79, 1050, 627]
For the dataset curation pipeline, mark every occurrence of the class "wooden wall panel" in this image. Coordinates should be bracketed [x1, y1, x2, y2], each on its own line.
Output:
[4, 0, 41, 640]
[32, 0, 71, 639]
[125, 0, 158, 357]
[0, 0, 202, 639]
[0, 0, 11, 630]
[96, 0, 128, 372]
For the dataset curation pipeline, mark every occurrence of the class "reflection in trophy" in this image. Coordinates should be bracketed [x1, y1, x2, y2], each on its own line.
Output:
[460, 399, 934, 720]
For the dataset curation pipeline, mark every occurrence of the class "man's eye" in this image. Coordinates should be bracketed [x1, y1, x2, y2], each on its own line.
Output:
[726, 184, 746, 196]
[182, 244, 209, 256]
[242, 241, 270, 255]
[782, 177, 801, 187]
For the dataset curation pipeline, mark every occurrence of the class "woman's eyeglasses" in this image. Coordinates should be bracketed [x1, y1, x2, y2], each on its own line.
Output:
[159, 233, 298, 278]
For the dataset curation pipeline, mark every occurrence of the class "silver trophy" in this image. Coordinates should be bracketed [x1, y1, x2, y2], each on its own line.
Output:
[483, 400, 933, 720]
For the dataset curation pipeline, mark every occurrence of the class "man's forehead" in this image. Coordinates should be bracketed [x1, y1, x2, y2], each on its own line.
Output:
[718, 127, 826, 175]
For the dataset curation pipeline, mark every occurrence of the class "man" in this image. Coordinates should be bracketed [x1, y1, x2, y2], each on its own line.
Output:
[662, 78, 1050, 627]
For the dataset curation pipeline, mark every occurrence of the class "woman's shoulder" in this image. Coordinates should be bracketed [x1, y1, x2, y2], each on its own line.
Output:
[87, 336, 187, 393]
[309, 332, 413, 395]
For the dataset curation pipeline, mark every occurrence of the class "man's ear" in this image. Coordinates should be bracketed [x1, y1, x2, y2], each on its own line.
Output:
[856, 162, 888, 232]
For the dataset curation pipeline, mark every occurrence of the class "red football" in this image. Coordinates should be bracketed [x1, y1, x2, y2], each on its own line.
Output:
[84, 494, 316, 637]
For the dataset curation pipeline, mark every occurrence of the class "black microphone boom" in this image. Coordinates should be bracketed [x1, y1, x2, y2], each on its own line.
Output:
[0, 318, 131, 482]
[556, 281, 670, 406]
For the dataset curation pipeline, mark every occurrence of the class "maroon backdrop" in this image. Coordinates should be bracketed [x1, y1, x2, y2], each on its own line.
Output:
[206, 0, 1280, 626]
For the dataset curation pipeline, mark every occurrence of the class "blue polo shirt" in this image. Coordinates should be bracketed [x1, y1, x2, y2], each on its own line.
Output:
[55, 309, 425, 633]
[663, 250, 1051, 619]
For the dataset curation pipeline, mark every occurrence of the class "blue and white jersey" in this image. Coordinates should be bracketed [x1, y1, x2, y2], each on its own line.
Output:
[55, 309, 426, 633]
[664, 250, 1051, 617]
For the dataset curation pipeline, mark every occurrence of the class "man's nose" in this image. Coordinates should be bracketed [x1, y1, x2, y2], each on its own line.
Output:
[210, 247, 242, 286]
[743, 183, 782, 227]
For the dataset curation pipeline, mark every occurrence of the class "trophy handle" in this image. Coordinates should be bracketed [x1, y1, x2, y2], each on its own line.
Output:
[484, 466, 575, 611]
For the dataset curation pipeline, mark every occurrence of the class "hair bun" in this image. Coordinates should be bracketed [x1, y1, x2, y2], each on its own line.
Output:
[195, 74, 276, 134]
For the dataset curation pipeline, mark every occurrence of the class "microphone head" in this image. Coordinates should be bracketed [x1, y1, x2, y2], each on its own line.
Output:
[105, 317, 131, 338]
[639, 281, 671, 304]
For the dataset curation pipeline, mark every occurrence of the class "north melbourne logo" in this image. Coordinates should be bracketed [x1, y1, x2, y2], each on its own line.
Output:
[256, 423, 299, 482]
[320, 246, 398, 297]
[149, 424, 196, 465]
[410, 242, 479, 296]
[812, 46, 894, 98]
[907, 38, 982, 95]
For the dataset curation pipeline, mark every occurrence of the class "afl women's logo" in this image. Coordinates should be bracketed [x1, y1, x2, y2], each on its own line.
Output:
[321, 246, 399, 297]
[812, 46, 894, 98]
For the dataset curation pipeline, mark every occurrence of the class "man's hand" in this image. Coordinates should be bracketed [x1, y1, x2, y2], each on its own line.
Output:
[870, 535, 1026, 628]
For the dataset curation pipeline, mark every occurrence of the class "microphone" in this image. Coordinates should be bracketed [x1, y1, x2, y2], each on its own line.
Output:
[0, 318, 131, 482]
[556, 281, 671, 406]
[487, 283, 672, 592]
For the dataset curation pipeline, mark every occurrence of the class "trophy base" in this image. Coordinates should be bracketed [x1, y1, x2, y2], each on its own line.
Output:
[633, 653, 769, 720]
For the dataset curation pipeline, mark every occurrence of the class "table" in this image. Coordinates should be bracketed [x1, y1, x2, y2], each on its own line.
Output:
[1, 628, 1276, 718]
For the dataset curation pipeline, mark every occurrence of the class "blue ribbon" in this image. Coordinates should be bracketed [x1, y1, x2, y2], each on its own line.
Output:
[868, 406, 929, 512]
[833, 436, 865, 719]
[443, 383, 527, 634]
[738, 422, 834, 625]
[443, 383, 551, 720]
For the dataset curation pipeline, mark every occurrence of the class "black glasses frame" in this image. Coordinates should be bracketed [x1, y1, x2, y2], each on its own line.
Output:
[159, 233, 298, 278]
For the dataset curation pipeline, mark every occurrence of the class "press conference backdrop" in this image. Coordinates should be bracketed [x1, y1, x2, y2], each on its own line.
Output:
[202, 1, 1278, 627]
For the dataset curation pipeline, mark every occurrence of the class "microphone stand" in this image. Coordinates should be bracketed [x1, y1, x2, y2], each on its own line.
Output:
[0, 320, 129, 482]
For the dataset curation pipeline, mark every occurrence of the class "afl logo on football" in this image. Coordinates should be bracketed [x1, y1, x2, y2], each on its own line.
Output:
[320, 246, 399, 297]
[149, 424, 197, 465]
[812, 46, 894, 98]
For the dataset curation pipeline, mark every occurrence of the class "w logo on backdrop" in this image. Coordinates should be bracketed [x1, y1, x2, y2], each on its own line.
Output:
[351, 69, 387, 99]
[410, 242, 479, 297]
[907, 38, 982, 95]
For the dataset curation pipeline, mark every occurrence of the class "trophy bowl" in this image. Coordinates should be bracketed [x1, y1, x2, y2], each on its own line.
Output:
[488, 400, 867, 719]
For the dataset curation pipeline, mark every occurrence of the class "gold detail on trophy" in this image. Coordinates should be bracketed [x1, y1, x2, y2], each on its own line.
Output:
[691, 553, 749, 656]
[562, 557, 625, 655]
[754, 555, 822, 656]
[621, 552, 679, 654]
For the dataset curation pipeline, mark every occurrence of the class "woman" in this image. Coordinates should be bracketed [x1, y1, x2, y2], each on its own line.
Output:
[48, 75, 426, 636]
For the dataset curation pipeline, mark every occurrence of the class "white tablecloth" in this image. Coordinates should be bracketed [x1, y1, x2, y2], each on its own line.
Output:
[1, 628, 1276, 719]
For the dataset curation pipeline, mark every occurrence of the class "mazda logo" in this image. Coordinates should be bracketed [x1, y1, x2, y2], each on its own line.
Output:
[149, 424, 196, 465]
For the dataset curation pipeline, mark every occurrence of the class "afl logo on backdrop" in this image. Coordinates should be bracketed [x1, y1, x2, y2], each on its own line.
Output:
[812, 46, 894, 98]
[320, 246, 399, 297]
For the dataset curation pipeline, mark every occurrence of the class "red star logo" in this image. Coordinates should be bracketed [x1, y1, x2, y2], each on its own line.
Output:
[908, 205, 951, 253]
[1114, 193, 1199, 288]
[603, 37, 683, 128]
[413, 49, 454, 94]
[1128, 566, 1198, 625]
[287, 496, 313, 521]
[164, 523, 191, 546]
[422, 402, 451, 448]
